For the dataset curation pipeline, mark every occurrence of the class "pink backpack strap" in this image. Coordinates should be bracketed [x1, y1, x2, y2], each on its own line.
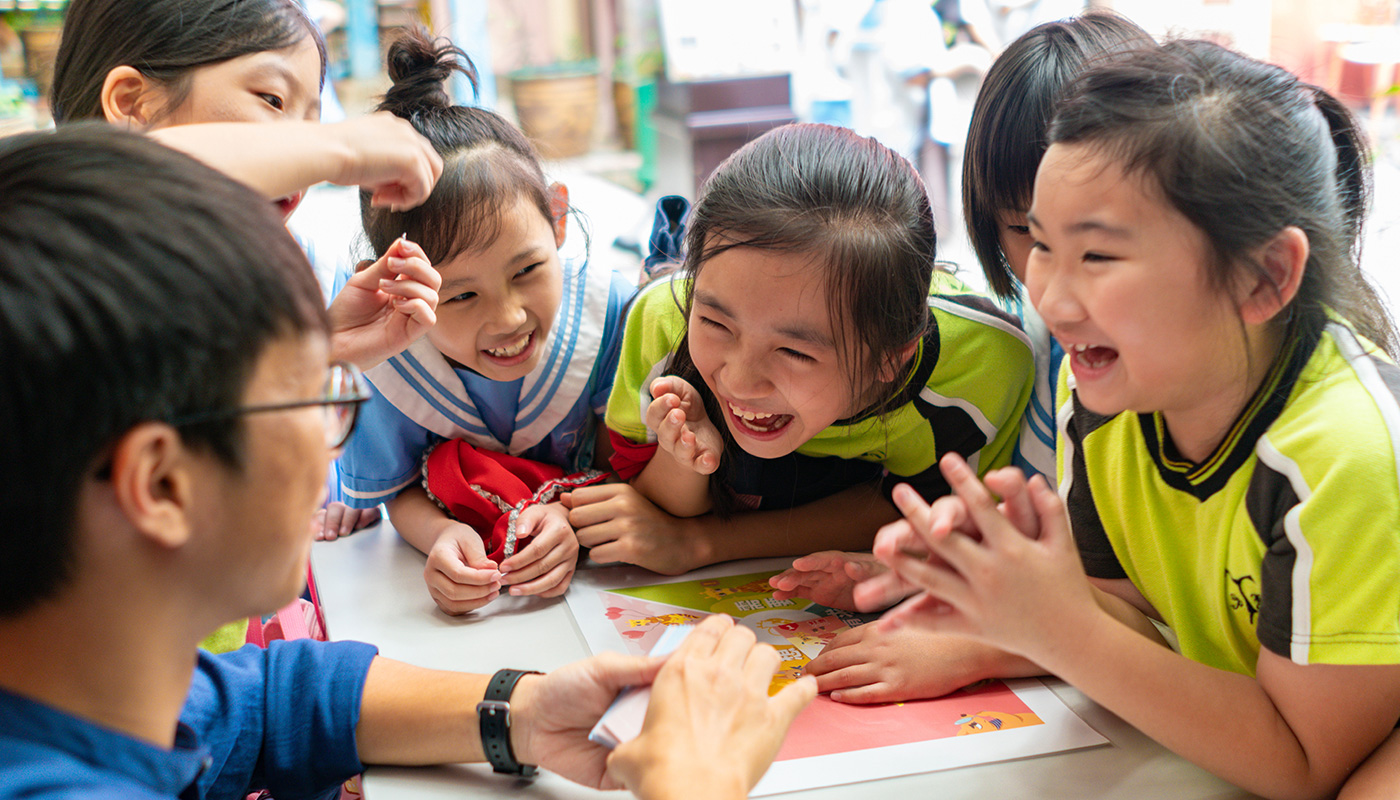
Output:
[244, 564, 329, 647]
[274, 600, 312, 641]
[305, 562, 329, 638]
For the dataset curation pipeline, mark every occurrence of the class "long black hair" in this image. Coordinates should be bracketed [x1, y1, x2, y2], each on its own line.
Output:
[962, 11, 1153, 298]
[1050, 39, 1395, 357]
[51, 0, 326, 124]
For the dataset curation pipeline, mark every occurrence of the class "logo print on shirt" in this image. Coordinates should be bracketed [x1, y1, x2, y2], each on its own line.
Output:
[1226, 570, 1260, 625]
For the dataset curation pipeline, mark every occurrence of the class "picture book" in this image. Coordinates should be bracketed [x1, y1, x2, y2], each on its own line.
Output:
[565, 558, 1108, 795]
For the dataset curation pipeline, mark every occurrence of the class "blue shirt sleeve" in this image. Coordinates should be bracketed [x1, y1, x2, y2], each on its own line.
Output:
[185, 640, 378, 800]
[337, 385, 439, 509]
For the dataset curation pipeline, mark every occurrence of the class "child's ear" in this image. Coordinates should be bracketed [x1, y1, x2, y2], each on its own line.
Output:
[1238, 226, 1308, 326]
[100, 66, 163, 128]
[108, 423, 196, 550]
[547, 182, 569, 247]
[877, 339, 921, 384]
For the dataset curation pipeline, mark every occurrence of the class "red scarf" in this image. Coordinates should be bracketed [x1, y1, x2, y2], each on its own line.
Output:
[422, 440, 607, 563]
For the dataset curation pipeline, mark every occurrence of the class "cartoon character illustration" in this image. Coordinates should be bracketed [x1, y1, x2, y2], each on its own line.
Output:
[768, 647, 811, 695]
[755, 616, 805, 631]
[604, 606, 703, 640]
[954, 710, 1044, 735]
[698, 577, 775, 601]
[767, 616, 850, 660]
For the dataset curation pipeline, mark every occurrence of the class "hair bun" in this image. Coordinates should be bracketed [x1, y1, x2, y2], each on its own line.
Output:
[379, 26, 479, 118]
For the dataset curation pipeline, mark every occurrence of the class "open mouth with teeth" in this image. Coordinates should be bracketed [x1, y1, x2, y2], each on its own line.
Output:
[1068, 341, 1119, 371]
[725, 401, 794, 437]
[481, 331, 535, 365]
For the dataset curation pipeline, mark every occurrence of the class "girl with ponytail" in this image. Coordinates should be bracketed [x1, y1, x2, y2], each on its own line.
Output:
[337, 28, 637, 615]
[865, 40, 1400, 799]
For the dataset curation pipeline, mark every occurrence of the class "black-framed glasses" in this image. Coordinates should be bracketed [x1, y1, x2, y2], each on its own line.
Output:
[167, 362, 371, 449]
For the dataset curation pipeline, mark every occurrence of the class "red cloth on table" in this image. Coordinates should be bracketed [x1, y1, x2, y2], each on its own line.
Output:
[422, 440, 607, 563]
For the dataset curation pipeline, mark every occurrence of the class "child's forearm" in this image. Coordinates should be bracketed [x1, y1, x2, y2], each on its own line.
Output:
[148, 122, 350, 201]
[386, 486, 461, 555]
[688, 482, 900, 567]
[1090, 581, 1172, 647]
[147, 113, 437, 210]
[1038, 610, 1400, 800]
[631, 454, 713, 518]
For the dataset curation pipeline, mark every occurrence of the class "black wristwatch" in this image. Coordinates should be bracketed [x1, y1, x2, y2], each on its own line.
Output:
[477, 669, 542, 777]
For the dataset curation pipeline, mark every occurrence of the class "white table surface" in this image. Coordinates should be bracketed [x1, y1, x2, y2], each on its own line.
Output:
[310, 521, 1259, 799]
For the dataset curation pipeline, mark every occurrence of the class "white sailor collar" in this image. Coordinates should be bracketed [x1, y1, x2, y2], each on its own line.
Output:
[364, 255, 611, 455]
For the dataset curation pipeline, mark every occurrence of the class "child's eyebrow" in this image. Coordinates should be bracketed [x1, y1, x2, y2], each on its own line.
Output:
[438, 248, 546, 293]
[776, 324, 835, 350]
[1026, 211, 1133, 239]
[440, 276, 474, 294]
[694, 290, 834, 349]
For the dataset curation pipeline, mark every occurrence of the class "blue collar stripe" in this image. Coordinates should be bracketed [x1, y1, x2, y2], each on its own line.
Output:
[388, 356, 491, 436]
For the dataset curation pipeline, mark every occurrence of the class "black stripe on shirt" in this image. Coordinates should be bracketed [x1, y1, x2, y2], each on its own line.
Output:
[1064, 393, 1127, 579]
[1246, 458, 1301, 658]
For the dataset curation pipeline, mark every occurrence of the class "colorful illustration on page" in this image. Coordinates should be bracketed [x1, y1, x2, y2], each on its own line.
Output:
[592, 569, 1046, 760]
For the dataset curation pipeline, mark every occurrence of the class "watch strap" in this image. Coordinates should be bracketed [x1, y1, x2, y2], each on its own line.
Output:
[478, 668, 542, 776]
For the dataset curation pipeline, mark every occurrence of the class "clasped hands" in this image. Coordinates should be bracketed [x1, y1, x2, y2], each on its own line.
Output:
[856, 453, 1100, 662]
[769, 452, 1100, 698]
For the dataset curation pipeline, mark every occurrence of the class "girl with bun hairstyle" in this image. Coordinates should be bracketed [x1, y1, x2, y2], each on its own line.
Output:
[337, 28, 637, 615]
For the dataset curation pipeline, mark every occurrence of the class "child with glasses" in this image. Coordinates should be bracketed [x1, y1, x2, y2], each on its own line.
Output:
[336, 29, 636, 614]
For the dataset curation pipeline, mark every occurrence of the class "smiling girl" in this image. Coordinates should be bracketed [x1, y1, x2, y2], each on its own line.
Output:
[867, 40, 1400, 800]
[336, 29, 635, 614]
[567, 123, 1033, 573]
[50, 0, 446, 376]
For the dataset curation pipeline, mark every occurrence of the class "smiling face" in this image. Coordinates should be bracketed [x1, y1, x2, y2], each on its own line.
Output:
[686, 245, 864, 459]
[1025, 143, 1252, 455]
[142, 37, 322, 219]
[429, 194, 565, 381]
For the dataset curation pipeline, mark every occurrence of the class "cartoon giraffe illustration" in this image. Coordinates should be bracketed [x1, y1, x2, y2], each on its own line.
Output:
[604, 607, 703, 640]
[768, 647, 811, 695]
[698, 578, 774, 601]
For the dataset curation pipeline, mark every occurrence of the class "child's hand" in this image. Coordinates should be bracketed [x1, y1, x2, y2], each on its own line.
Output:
[564, 483, 704, 575]
[851, 515, 947, 613]
[804, 623, 992, 704]
[423, 522, 503, 615]
[646, 376, 722, 475]
[851, 480, 988, 613]
[770, 551, 900, 611]
[314, 502, 382, 541]
[329, 237, 441, 370]
[982, 465, 1042, 540]
[873, 454, 1098, 661]
[322, 111, 444, 211]
[499, 502, 579, 598]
